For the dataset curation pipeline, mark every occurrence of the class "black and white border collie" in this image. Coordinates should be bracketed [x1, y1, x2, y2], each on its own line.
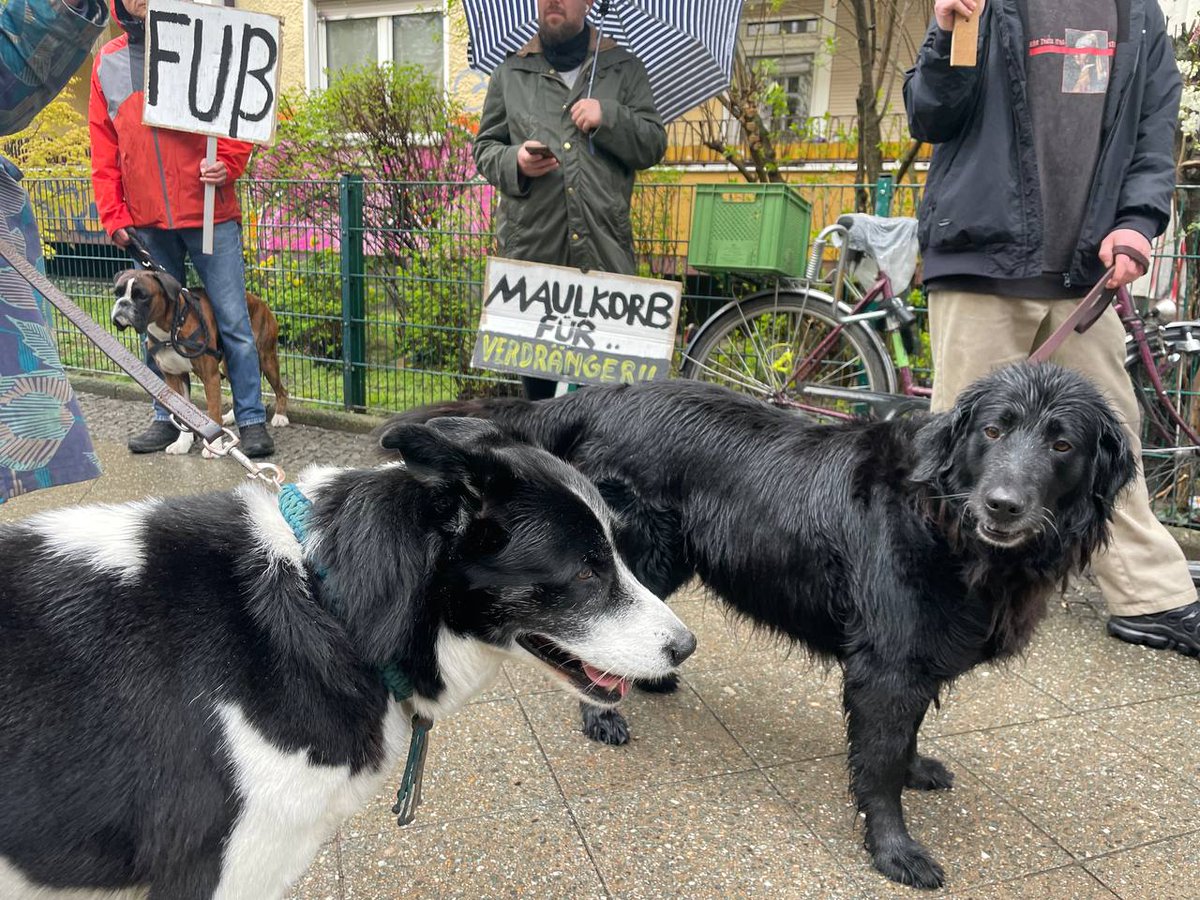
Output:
[0, 418, 695, 899]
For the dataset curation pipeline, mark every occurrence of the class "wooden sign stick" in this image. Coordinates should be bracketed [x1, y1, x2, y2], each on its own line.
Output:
[950, 0, 986, 67]
[202, 135, 217, 254]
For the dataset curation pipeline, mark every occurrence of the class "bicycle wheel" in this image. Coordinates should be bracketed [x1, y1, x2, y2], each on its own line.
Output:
[679, 290, 896, 417]
[1127, 328, 1200, 526]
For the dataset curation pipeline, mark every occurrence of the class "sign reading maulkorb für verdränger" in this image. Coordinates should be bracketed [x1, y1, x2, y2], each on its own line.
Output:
[473, 258, 682, 386]
[142, 0, 281, 144]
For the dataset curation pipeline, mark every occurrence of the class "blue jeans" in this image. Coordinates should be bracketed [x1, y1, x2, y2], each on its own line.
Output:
[136, 221, 266, 427]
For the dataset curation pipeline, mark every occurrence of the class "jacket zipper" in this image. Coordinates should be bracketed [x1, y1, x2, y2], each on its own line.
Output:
[151, 128, 175, 229]
[1067, 41, 1142, 287]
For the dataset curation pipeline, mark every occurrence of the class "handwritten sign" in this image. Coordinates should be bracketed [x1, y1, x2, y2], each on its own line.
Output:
[472, 258, 682, 386]
[143, 0, 281, 144]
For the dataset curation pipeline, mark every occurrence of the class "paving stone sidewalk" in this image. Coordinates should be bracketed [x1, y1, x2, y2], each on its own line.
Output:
[3, 391, 1198, 899]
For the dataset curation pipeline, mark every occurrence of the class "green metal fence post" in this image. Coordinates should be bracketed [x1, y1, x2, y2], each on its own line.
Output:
[339, 173, 366, 411]
[874, 174, 895, 217]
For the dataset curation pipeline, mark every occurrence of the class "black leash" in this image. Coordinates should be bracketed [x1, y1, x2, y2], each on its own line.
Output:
[125, 230, 220, 362]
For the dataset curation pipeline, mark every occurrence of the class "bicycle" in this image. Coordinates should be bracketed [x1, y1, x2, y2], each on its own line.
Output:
[679, 214, 1200, 527]
[679, 215, 930, 420]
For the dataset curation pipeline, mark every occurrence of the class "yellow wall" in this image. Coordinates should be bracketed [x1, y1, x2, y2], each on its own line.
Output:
[239, 0, 481, 104]
[239, 0, 308, 95]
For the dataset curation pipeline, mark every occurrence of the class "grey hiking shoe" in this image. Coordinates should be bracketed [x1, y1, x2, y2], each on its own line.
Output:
[128, 420, 182, 453]
[1108, 600, 1200, 658]
[238, 423, 275, 458]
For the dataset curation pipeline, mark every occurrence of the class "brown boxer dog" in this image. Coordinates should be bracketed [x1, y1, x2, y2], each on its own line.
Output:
[111, 269, 289, 456]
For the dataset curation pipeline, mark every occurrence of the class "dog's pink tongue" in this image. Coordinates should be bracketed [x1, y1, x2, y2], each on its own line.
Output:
[582, 663, 630, 697]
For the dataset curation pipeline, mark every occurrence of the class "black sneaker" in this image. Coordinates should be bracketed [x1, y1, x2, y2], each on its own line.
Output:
[1108, 600, 1200, 657]
[238, 423, 275, 458]
[128, 420, 182, 453]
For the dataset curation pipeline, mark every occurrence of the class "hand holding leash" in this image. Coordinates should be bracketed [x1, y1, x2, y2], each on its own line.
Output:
[1028, 244, 1150, 364]
[1100, 230, 1151, 289]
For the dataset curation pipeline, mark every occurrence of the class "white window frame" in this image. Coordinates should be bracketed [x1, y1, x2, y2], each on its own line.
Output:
[751, 53, 816, 140]
[745, 16, 820, 36]
[307, 0, 448, 91]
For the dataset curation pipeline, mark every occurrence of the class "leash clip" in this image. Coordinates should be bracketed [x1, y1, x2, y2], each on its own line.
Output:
[179, 421, 286, 489]
[391, 714, 434, 827]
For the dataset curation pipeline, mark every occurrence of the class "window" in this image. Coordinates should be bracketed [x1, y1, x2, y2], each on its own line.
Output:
[746, 17, 819, 36]
[754, 54, 814, 137]
[319, 6, 444, 88]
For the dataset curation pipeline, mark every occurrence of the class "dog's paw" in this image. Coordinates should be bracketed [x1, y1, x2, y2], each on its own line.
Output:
[201, 446, 217, 460]
[165, 433, 194, 455]
[271, 413, 290, 428]
[906, 754, 955, 791]
[221, 409, 236, 426]
[870, 839, 945, 890]
[634, 673, 680, 694]
[581, 705, 630, 745]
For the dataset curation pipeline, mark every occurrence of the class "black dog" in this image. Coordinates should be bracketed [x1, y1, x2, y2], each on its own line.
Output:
[392, 364, 1135, 888]
[0, 419, 694, 899]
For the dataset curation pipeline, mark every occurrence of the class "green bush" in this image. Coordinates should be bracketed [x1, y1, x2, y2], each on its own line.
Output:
[396, 230, 486, 373]
[246, 250, 342, 361]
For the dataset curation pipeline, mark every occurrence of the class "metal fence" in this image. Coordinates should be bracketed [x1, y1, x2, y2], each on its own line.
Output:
[26, 175, 923, 412]
[22, 175, 1200, 417]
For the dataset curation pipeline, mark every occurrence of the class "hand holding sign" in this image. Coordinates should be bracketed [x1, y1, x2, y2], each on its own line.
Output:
[946, 0, 985, 67]
[143, 0, 281, 252]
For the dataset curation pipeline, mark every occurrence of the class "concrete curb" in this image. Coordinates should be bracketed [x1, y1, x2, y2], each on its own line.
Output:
[69, 375, 390, 435]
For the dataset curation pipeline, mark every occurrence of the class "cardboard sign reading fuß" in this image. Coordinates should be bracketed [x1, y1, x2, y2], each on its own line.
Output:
[472, 258, 682, 386]
[142, 0, 281, 144]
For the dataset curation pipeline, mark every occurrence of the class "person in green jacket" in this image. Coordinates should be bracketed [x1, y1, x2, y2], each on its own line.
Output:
[473, 0, 667, 400]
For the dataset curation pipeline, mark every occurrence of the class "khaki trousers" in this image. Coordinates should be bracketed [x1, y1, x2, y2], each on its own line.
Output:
[928, 290, 1196, 616]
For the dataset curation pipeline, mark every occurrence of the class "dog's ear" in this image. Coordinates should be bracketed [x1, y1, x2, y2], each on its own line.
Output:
[377, 419, 506, 487]
[113, 269, 137, 294]
[1091, 407, 1136, 512]
[423, 416, 509, 449]
[911, 383, 984, 486]
[313, 422, 517, 673]
[150, 271, 183, 304]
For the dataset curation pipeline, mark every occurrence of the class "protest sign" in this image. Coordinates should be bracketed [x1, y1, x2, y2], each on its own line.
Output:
[143, 0, 281, 251]
[472, 258, 682, 386]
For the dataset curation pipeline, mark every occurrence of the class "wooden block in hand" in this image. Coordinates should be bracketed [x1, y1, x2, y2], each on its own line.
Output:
[950, 0, 986, 67]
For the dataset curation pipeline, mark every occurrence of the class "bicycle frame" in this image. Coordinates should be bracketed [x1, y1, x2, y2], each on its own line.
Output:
[774, 256, 1200, 445]
[1118, 288, 1200, 451]
[777, 262, 929, 420]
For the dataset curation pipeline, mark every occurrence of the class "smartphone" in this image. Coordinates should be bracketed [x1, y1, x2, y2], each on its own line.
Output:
[526, 142, 557, 160]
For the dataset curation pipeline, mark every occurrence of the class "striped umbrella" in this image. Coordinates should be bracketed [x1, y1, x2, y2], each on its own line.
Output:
[462, 0, 745, 123]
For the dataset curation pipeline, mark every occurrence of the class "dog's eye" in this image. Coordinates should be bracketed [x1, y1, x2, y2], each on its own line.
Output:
[576, 567, 595, 581]
[983, 426, 1002, 440]
[1052, 440, 1073, 453]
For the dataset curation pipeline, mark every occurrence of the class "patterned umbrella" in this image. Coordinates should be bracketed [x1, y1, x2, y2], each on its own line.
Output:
[462, 0, 745, 123]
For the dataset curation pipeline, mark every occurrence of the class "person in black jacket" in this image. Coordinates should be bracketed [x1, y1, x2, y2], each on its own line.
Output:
[905, 0, 1200, 656]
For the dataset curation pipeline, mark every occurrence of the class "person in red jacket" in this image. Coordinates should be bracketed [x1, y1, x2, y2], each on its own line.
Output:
[89, 0, 274, 457]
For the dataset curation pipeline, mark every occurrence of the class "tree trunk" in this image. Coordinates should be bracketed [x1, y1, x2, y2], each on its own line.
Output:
[849, 0, 884, 210]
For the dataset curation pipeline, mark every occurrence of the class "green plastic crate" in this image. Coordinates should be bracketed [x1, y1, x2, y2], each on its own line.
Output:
[687, 183, 812, 277]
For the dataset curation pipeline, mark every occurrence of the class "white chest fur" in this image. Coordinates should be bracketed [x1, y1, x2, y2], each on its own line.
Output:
[213, 702, 409, 900]
[147, 323, 194, 375]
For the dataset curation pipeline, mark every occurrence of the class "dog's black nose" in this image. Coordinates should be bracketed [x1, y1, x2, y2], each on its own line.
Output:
[985, 488, 1027, 523]
[666, 630, 697, 666]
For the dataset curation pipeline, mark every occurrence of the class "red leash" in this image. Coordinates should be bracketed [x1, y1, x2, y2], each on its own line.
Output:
[1028, 244, 1150, 363]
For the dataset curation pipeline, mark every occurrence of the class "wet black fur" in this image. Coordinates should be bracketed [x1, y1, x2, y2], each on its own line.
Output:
[0, 419, 637, 899]
[391, 363, 1135, 889]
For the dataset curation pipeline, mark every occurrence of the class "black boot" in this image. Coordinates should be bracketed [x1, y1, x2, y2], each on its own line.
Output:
[238, 423, 275, 458]
[128, 420, 182, 453]
[1108, 600, 1200, 657]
